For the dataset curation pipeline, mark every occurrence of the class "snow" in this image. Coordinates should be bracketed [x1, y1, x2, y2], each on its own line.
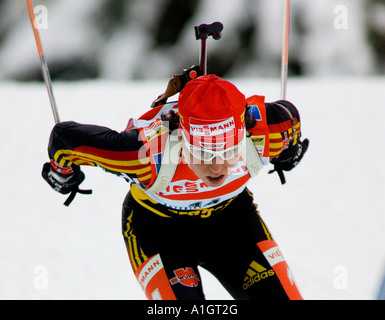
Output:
[1, 76, 385, 300]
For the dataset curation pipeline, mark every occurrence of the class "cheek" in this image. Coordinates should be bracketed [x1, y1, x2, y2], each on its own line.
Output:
[225, 156, 241, 167]
[188, 162, 205, 177]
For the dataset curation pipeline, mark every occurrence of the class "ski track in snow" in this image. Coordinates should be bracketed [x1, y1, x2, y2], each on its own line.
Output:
[1, 77, 385, 300]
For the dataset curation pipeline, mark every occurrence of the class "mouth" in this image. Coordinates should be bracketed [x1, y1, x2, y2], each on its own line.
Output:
[206, 174, 226, 186]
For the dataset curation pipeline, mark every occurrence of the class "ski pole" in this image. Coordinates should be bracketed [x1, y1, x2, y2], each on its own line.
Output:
[26, 0, 60, 123]
[194, 22, 223, 75]
[280, 0, 291, 100]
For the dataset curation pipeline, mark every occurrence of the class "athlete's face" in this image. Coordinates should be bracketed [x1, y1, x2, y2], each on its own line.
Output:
[183, 146, 240, 188]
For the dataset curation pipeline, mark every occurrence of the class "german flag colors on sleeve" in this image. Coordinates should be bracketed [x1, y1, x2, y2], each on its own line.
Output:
[48, 121, 153, 186]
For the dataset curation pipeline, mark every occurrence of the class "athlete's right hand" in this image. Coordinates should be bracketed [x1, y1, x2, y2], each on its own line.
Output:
[42, 161, 92, 206]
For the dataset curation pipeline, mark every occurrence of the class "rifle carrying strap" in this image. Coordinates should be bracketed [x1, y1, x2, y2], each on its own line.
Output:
[244, 136, 264, 178]
[145, 134, 181, 194]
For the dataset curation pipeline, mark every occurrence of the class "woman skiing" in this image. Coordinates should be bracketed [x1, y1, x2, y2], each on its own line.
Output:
[42, 74, 309, 300]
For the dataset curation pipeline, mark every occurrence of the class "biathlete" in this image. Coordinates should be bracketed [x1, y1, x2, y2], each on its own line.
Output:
[42, 74, 309, 300]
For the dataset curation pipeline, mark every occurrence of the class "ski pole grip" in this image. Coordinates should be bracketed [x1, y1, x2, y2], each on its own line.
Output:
[194, 22, 223, 40]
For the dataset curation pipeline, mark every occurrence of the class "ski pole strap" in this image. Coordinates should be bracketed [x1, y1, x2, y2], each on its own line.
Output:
[63, 187, 92, 207]
[268, 168, 286, 185]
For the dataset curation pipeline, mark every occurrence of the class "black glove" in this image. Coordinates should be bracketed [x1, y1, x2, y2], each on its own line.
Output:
[42, 162, 92, 206]
[269, 138, 309, 184]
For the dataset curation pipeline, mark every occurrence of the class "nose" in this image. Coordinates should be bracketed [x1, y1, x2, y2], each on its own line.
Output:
[207, 157, 225, 173]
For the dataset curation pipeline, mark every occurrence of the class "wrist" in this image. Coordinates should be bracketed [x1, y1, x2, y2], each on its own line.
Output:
[50, 160, 74, 175]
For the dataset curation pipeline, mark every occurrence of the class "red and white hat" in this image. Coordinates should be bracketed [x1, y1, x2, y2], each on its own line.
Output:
[178, 74, 246, 150]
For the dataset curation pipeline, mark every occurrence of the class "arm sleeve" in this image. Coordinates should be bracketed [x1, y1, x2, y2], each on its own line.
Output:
[265, 100, 302, 160]
[47, 121, 152, 185]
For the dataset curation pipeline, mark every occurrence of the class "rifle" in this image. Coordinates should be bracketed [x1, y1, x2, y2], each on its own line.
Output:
[151, 22, 223, 108]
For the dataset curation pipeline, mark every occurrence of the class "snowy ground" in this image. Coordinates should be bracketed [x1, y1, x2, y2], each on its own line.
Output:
[1, 77, 385, 300]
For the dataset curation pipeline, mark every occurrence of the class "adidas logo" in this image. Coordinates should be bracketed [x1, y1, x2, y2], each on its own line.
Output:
[243, 261, 275, 290]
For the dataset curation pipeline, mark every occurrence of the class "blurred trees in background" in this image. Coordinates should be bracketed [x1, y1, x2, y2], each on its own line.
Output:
[0, 0, 384, 81]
